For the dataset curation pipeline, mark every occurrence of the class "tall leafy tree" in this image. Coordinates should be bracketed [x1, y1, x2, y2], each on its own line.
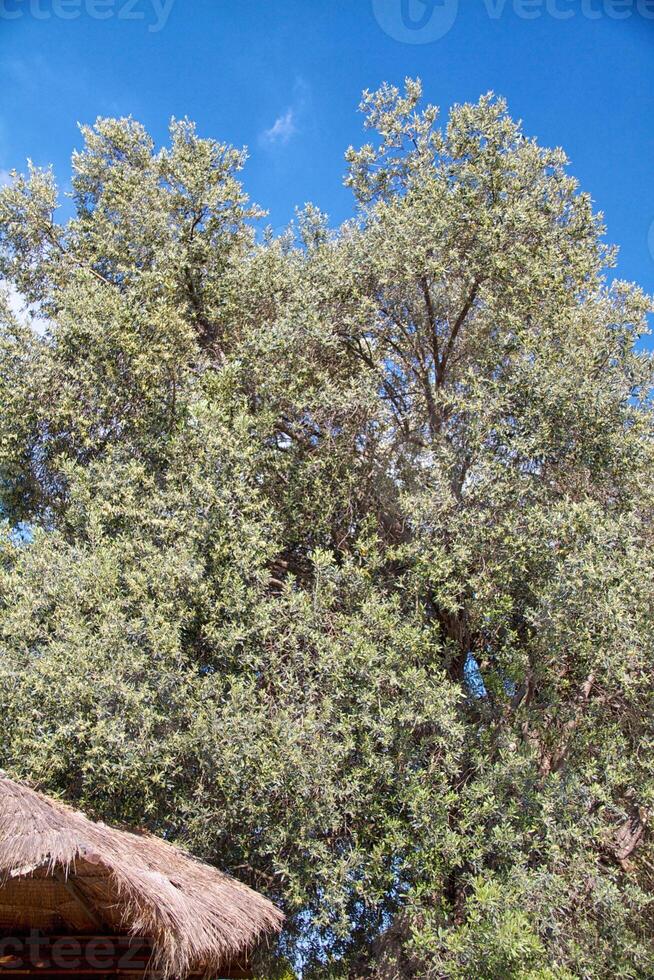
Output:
[0, 82, 652, 978]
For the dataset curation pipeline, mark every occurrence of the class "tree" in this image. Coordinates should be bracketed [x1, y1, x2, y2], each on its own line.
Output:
[0, 81, 653, 978]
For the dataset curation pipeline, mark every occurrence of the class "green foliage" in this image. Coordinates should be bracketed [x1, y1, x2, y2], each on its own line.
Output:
[1, 81, 653, 977]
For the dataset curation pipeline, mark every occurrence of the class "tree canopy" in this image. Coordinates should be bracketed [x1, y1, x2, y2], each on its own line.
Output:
[0, 80, 653, 978]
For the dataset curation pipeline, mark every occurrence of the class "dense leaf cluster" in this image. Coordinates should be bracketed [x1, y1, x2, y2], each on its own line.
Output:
[1, 81, 653, 978]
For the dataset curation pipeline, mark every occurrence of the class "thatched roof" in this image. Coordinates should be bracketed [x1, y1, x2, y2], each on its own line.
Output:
[0, 773, 283, 978]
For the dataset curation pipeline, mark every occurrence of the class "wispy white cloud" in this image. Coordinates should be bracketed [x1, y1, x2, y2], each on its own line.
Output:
[260, 77, 312, 149]
[2, 282, 50, 337]
[262, 108, 297, 146]
[7, 285, 22, 318]
[2, 282, 27, 323]
[2, 55, 55, 93]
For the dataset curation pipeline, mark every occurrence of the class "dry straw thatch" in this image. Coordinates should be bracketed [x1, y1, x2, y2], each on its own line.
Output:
[0, 773, 283, 977]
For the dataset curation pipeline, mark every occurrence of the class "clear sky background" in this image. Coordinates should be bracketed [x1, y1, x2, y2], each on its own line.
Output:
[1, 0, 653, 338]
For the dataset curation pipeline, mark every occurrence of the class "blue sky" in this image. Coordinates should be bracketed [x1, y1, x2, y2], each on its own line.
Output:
[1, 0, 653, 338]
